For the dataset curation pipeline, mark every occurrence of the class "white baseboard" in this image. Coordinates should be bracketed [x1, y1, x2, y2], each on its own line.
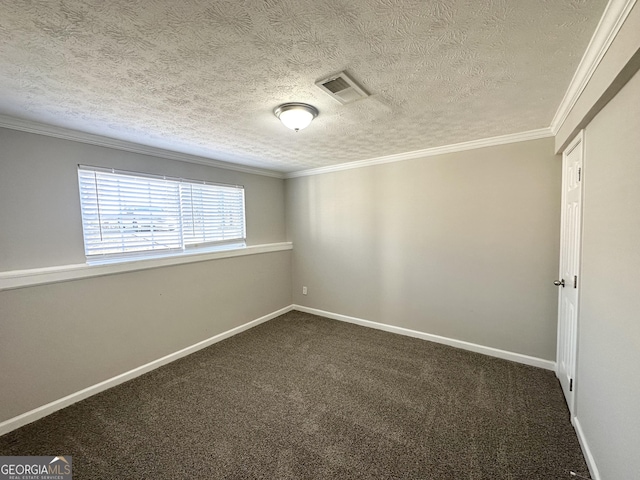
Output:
[292, 305, 556, 371]
[0, 303, 556, 437]
[574, 417, 601, 480]
[0, 305, 294, 437]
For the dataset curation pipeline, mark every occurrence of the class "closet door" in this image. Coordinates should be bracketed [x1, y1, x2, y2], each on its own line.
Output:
[555, 131, 583, 417]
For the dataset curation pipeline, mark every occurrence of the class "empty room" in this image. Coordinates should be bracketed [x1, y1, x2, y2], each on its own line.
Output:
[0, 1, 638, 479]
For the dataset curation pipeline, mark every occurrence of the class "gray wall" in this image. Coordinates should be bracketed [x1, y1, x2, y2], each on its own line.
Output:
[286, 137, 561, 360]
[577, 69, 640, 479]
[0, 251, 291, 422]
[0, 128, 291, 423]
[0, 128, 286, 271]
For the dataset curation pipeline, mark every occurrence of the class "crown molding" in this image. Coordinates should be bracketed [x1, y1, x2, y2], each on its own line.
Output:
[0, 114, 553, 181]
[285, 127, 553, 178]
[550, 0, 637, 135]
[0, 115, 285, 179]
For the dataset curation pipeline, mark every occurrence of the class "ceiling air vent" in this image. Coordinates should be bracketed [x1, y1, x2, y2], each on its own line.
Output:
[316, 72, 369, 105]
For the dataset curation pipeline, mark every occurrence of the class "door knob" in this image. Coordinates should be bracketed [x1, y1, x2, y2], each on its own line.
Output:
[554, 279, 565, 287]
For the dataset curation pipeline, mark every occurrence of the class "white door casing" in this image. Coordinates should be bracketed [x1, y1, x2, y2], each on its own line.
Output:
[556, 131, 584, 417]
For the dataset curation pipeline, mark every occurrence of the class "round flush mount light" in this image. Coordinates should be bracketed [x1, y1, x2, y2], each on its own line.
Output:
[274, 103, 319, 132]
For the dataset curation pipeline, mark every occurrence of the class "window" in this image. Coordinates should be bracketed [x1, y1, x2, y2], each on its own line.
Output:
[78, 165, 246, 261]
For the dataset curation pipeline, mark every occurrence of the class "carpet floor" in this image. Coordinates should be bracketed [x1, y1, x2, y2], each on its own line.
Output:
[0, 310, 589, 479]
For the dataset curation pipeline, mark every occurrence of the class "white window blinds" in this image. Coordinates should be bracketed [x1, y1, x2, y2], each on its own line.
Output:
[180, 182, 246, 247]
[78, 166, 246, 259]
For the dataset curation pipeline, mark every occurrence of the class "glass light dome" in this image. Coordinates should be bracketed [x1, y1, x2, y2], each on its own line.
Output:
[274, 103, 319, 132]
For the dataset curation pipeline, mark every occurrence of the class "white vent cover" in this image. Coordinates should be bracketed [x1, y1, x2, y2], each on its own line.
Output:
[315, 72, 369, 105]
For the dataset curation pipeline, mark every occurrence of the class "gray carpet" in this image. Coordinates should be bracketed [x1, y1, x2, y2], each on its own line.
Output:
[0, 310, 589, 479]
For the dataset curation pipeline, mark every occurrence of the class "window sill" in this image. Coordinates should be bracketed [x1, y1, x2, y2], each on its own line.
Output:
[86, 242, 247, 266]
[0, 242, 293, 292]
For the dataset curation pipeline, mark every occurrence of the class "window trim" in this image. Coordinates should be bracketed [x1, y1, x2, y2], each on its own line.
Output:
[0, 242, 293, 292]
[79, 164, 245, 190]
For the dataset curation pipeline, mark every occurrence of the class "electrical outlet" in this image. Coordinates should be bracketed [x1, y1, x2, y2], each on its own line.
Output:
[302, 286, 308, 295]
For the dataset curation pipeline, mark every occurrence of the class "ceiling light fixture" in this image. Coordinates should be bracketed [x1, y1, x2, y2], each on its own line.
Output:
[274, 103, 318, 132]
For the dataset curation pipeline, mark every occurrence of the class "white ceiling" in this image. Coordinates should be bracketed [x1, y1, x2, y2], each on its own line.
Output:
[0, 0, 607, 173]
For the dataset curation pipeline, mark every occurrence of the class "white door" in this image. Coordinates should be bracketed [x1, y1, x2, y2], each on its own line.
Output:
[556, 131, 583, 416]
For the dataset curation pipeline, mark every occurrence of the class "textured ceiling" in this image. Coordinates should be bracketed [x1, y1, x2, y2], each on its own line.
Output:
[0, 0, 607, 173]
